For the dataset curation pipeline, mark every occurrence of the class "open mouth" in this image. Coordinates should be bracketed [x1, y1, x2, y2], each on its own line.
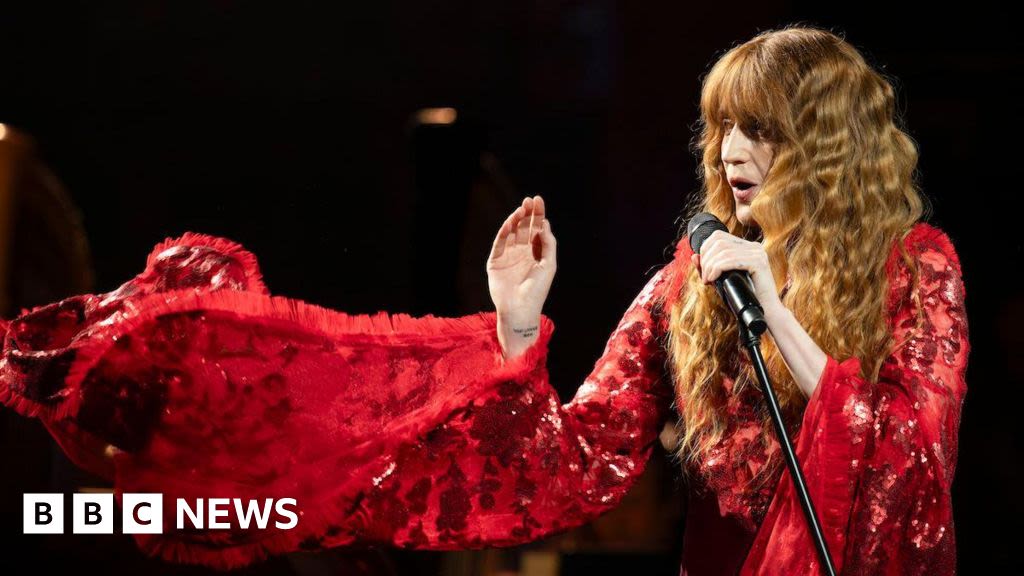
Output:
[732, 181, 759, 203]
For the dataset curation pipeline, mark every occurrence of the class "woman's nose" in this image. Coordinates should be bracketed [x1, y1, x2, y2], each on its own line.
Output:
[722, 129, 752, 164]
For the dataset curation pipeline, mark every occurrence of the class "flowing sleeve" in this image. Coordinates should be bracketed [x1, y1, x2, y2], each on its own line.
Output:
[740, 223, 969, 576]
[0, 231, 681, 570]
[350, 259, 680, 550]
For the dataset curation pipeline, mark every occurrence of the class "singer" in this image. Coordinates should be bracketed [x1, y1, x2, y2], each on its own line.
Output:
[0, 25, 968, 575]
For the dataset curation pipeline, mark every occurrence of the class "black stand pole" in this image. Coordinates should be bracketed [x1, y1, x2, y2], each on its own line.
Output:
[738, 320, 837, 576]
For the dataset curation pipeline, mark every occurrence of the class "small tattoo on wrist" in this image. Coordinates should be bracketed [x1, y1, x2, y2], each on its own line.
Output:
[512, 325, 539, 339]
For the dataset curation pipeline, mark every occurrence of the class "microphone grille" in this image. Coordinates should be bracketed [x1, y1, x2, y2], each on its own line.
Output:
[687, 212, 727, 254]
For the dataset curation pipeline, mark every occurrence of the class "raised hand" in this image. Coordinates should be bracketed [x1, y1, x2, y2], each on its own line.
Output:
[487, 195, 556, 359]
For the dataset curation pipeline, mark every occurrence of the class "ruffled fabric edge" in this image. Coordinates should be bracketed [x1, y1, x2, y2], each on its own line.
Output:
[69, 291, 555, 569]
[146, 231, 271, 295]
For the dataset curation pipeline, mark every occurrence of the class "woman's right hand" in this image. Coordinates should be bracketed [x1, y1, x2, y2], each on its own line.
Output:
[487, 195, 556, 359]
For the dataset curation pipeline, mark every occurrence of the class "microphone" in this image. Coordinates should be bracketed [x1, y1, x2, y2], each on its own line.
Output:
[687, 213, 767, 336]
[687, 213, 837, 575]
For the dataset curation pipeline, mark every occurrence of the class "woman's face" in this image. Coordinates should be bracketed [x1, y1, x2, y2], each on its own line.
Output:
[721, 118, 775, 227]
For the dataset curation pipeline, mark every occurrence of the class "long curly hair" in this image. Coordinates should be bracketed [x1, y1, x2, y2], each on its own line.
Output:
[664, 24, 931, 489]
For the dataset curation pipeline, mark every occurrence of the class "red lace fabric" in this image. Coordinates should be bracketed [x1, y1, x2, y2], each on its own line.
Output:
[739, 223, 969, 576]
[0, 223, 968, 575]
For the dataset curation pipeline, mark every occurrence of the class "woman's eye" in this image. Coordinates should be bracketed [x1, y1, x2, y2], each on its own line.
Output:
[721, 118, 769, 141]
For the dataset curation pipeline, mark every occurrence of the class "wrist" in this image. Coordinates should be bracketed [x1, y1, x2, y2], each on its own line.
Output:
[497, 306, 541, 322]
[496, 313, 542, 359]
[762, 298, 790, 327]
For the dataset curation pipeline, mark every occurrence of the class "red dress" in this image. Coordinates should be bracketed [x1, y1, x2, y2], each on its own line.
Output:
[0, 222, 968, 575]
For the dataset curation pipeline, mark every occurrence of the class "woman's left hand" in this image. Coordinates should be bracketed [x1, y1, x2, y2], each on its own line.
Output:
[691, 230, 782, 309]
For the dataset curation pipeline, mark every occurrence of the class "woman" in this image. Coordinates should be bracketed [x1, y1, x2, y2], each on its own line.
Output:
[489, 24, 968, 574]
[0, 25, 968, 575]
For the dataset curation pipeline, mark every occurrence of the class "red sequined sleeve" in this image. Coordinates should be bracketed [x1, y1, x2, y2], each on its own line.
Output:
[741, 223, 969, 576]
[351, 261, 678, 549]
[0, 232, 679, 569]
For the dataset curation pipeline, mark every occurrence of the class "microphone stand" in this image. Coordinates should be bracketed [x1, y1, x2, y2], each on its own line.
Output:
[738, 315, 837, 576]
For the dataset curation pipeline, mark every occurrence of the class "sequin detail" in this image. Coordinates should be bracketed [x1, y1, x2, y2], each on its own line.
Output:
[739, 223, 969, 575]
[0, 223, 967, 576]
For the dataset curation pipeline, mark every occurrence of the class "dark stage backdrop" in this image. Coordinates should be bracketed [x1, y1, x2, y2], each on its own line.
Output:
[0, 2, 1019, 574]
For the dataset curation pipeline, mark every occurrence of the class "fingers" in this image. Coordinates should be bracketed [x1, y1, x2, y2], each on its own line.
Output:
[532, 195, 546, 220]
[537, 217, 557, 264]
[490, 196, 550, 260]
[702, 255, 749, 284]
[698, 230, 736, 282]
[490, 219, 506, 258]
[529, 197, 547, 252]
[694, 230, 767, 284]
[490, 208, 518, 259]
[526, 196, 550, 260]
[514, 195, 545, 246]
[514, 197, 534, 245]
[700, 229, 727, 255]
[702, 229, 746, 255]
[700, 247, 731, 284]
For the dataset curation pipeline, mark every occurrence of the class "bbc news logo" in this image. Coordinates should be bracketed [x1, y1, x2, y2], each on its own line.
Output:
[24, 494, 299, 534]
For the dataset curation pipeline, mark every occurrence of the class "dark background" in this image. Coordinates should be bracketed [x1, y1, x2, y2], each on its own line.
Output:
[0, 1, 1020, 574]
